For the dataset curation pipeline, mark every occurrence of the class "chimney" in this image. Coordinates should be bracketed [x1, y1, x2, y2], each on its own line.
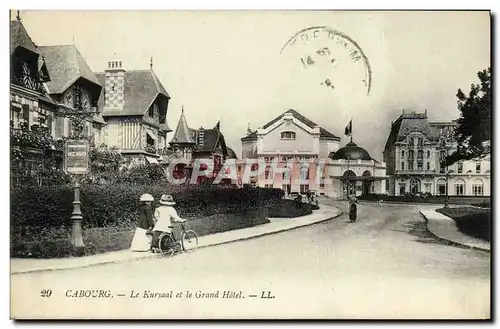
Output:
[104, 60, 125, 111]
[247, 123, 252, 135]
[198, 127, 204, 148]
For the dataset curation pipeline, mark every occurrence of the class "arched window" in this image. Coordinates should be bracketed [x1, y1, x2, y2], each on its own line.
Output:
[472, 179, 484, 196]
[410, 178, 420, 194]
[408, 150, 415, 160]
[436, 178, 447, 196]
[417, 150, 424, 159]
[454, 178, 465, 196]
[300, 165, 309, 181]
[280, 131, 296, 140]
[362, 170, 372, 177]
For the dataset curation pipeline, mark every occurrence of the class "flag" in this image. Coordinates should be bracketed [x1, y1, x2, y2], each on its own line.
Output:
[214, 121, 220, 131]
[344, 120, 352, 136]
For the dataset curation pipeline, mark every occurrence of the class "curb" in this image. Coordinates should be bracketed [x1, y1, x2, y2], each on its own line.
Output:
[419, 211, 490, 253]
[11, 208, 343, 275]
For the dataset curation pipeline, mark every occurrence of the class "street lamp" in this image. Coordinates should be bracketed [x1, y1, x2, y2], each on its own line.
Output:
[60, 104, 100, 253]
[441, 129, 454, 209]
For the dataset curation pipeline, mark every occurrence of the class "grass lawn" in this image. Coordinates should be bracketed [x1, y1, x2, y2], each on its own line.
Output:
[436, 207, 491, 242]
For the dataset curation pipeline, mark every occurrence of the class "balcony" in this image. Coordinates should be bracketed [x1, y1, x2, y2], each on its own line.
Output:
[396, 169, 436, 175]
[145, 144, 157, 154]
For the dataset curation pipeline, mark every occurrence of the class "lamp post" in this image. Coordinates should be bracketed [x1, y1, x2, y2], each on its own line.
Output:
[62, 105, 99, 254]
[442, 130, 454, 209]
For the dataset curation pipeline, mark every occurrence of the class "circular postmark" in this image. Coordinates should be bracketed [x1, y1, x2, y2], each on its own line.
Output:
[280, 26, 372, 95]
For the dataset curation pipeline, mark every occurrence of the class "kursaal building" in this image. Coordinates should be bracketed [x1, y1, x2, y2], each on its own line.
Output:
[239, 109, 388, 199]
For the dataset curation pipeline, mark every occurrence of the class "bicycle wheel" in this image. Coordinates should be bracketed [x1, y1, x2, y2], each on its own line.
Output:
[158, 233, 175, 257]
[181, 230, 198, 251]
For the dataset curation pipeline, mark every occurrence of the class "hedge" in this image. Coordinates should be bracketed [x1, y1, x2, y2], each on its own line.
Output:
[436, 207, 490, 242]
[11, 184, 284, 258]
[267, 199, 315, 218]
[11, 184, 284, 229]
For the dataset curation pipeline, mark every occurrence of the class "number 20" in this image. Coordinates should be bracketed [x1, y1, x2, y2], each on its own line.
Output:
[41, 289, 52, 297]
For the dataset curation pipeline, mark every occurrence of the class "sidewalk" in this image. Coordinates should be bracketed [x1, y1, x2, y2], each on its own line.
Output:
[11, 205, 342, 275]
[420, 209, 490, 252]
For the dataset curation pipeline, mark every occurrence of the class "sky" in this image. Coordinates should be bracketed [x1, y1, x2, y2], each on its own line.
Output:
[13, 10, 490, 160]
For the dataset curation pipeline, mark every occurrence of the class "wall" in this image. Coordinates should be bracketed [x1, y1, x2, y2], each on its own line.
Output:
[319, 139, 340, 158]
[261, 122, 317, 154]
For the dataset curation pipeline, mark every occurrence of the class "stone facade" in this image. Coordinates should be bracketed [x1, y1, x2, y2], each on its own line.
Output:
[384, 110, 491, 196]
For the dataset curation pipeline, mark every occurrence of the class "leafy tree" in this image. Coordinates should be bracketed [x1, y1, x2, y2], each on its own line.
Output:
[444, 67, 491, 166]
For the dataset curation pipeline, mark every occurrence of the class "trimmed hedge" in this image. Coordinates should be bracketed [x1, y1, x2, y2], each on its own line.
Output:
[359, 193, 490, 205]
[11, 184, 284, 258]
[267, 199, 314, 218]
[11, 184, 284, 228]
[436, 207, 490, 242]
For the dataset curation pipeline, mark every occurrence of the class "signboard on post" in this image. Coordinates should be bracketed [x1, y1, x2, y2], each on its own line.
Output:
[64, 139, 89, 175]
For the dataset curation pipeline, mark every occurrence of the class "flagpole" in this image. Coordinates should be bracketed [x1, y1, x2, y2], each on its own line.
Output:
[350, 117, 353, 143]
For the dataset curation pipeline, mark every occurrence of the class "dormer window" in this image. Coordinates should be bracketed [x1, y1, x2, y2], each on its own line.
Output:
[281, 131, 296, 140]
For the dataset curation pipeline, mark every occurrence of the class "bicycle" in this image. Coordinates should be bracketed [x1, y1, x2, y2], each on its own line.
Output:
[156, 223, 199, 257]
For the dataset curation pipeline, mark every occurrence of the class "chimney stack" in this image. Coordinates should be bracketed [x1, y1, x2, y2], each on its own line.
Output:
[198, 127, 204, 148]
[104, 60, 125, 111]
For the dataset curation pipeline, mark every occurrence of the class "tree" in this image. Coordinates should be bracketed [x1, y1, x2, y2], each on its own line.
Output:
[444, 67, 491, 166]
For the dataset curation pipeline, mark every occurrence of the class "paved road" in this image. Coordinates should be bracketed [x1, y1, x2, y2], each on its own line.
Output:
[11, 199, 490, 319]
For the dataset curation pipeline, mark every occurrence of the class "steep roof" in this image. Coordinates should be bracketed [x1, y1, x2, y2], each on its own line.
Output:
[95, 70, 170, 116]
[38, 45, 101, 94]
[171, 112, 196, 144]
[10, 20, 37, 55]
[197, 128, 222, 152]
[241, 109, 340, 141]
[226, 146, 238, 159]
[384, 111, 439, 153]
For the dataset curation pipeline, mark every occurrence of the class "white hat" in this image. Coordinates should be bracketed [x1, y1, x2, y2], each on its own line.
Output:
[139, 194, 154, 202]
[159, 194, 176, 206]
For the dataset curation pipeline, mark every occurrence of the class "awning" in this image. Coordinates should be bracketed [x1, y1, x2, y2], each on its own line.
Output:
[146, 131, 157, 140]
[145, 156, 159, 164]
[330, 176, 387, 182]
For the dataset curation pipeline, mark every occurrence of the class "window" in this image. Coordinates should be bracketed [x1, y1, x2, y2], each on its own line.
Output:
[457, 162, 463, 174]
[454, 179, 465, 196]
[473, 185, 483, 195]
[282, 171, 290, 181]
[417, 161, 423, 170]
[408, 150, 414, 160]
[73, 85, 82, 110]
[148, 105, 155, 118]
[280, 131, 296, 139]
[401, 162, 405, 170]
[320, 181, 325, 188]
[264, 157, 269, 162]
[401, 150, 405, 158]
[38, 113, 47, 125]
[437, 179, 447, 196]
[300, 166, 309, 181]
[300, 184, 309, 193]
[409, 138, 414, 146]
[408, 161, 414, 170]
[472, 179, 484, 196]
[399, 183, 406, 195]
[476, 163, 481, 174]
[440, 150, 446, 160]
[417, 150, 423, 159]
[417, 138, 423, 148]
[424, 183, 432, 193]
[427, 150, 431, 158]
[22, 105, 30, 131]
[264, 184, 273, 189]
[427, 162, 430, 170]
[264, 167, 270, 179]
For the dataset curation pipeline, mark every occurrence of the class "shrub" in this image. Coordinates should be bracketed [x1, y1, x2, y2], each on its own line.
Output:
[11, 184, 284, 229]
[267, 199, 313, 218]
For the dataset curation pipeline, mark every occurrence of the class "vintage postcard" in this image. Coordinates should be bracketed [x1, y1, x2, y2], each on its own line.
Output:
[9, 10, 491, 319]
